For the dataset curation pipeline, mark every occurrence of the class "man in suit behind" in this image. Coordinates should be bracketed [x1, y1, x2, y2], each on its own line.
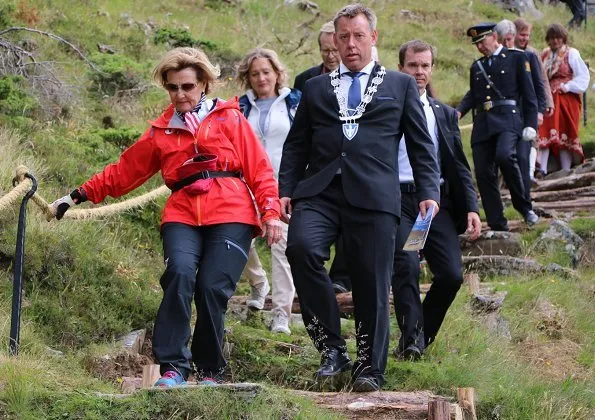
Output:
[293, 21, 340, 93]
[279, 3, 440, 392]
[393, 40, 482, 360]
[514, 18, 555, 182]
[495, 19, 547, 198]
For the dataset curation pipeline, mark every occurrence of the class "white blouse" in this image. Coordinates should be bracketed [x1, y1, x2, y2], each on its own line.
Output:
[562, 48, 590, 94]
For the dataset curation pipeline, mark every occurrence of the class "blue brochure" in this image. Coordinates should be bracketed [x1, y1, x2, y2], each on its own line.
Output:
[402, 204, 436, 252]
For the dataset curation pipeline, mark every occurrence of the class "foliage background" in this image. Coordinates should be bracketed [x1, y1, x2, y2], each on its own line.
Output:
[0, 0, 593, 418]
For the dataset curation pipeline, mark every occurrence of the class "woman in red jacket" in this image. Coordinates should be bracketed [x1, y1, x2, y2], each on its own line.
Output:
[52, 47, 282, 387]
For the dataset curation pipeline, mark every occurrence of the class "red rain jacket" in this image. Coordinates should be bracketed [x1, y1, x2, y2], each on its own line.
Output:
[81, 98, 280, 234]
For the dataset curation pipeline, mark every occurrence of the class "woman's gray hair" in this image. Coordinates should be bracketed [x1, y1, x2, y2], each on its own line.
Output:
[333, 3, 377, 32]
[236, 48, 288, 94]
[495, 19, 517, 38]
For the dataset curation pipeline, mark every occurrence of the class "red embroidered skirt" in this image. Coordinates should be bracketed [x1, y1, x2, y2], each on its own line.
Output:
[538, 91, 585, 166]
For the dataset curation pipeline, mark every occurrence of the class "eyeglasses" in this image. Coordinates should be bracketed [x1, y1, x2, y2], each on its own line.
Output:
[164, 83, 198, 92]
[321, 48, 339, 56]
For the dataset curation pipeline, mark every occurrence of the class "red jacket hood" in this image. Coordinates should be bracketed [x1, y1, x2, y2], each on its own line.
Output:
[150, 97, 241, 128]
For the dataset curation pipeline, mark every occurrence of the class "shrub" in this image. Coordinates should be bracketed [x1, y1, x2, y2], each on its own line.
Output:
[98, 127, 143, 150]
[0, 75, 38, 117]
[153, 27, 217, 51]
[0, 1, 15, 27]
[88, 53, 148, 97]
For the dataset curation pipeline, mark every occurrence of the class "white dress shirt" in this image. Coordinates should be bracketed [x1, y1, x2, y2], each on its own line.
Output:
[398, 91, 441, 184]
[338, 60, 376, 104]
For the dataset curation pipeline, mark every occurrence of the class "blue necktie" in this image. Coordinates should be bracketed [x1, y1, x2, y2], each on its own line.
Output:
[347, 72, 364, 110]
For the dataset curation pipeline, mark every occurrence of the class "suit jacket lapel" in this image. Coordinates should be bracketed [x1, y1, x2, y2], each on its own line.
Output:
[428, 97, 453, 156]
[325, 73, 341, 112]
[364, 63, 381, 91]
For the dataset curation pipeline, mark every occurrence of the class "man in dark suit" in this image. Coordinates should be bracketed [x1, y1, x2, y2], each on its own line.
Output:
[456, 22, 539, 232]
[293, 21, 340, 93]
[393, 40, 482, 360]
[495, 19, 547, 199]
[279, 4, 440, 392]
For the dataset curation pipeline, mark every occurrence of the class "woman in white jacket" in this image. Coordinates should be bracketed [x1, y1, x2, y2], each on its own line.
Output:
[237, 48, 301, 334]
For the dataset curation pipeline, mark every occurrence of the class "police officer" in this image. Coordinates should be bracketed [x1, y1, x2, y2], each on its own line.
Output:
[457, 22, 539, 231]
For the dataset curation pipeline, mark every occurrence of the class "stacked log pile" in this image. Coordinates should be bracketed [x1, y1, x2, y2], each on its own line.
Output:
[502, 158, 595, 213]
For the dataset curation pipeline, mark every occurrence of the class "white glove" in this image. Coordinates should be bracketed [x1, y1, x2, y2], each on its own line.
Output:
[51, 194, 76, 220]
[521, 127, 537, 142]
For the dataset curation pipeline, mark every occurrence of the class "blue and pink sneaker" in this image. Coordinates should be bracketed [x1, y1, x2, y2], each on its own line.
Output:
[154, 370, 187, 388]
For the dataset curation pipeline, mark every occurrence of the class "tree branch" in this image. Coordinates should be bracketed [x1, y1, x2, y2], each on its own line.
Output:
[0, 26, 102, 73]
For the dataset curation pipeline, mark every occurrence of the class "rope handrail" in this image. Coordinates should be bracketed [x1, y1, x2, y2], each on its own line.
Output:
[1, 165, 169, 221]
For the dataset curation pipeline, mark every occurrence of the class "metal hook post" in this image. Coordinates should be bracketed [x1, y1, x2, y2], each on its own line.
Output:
[9, 172, 37, 356]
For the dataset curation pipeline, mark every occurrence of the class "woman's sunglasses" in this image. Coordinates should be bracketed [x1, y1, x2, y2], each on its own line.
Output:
[164, 83, 198, 92]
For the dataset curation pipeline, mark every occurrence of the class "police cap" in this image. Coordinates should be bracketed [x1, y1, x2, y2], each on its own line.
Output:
[466, 22, 497, 44]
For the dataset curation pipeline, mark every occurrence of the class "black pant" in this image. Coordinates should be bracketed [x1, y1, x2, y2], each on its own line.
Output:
[328, 235, 352, 290]
[563, 0, 586, 25]
[392, 191, 463, 351]
[473, 131, 532, 231]
[286, 176, 397, 385]
[152, 222, 252, 380]
[517, 139, 532, 202]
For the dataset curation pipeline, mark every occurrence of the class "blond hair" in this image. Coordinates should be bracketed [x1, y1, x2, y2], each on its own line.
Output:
[152, 47, 220, 94]
[236, 48, 288, 94]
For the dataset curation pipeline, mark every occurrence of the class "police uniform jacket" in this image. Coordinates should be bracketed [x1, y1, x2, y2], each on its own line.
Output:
[456, 47, 538, 145]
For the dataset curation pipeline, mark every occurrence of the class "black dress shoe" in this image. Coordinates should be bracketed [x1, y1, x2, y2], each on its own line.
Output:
[316, 347, 352, 377]
[331, 281, 349, 294]
[351, 375, 380, 392]
[393, 333, 424, 361]
[403, 344, 423, 360]
[393, 343, 423, 361]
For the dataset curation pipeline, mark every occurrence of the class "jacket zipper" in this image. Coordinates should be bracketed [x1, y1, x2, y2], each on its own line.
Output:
[193, 117, 213, 226]
[225, 239, 248, 260]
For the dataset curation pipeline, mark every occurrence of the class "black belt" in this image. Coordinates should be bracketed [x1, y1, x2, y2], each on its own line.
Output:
[400, 182, 449, 195]
[400, 183, 417, 193]
[168, 170, 242, 192]
[476, 99, 517, 113]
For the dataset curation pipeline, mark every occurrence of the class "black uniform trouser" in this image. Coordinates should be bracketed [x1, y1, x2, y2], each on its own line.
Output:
[392, 190, 463, 351]
[472, 131, 532, 231]
[328, 235, 352, 290]
[563, 0, 586, 24]
[152, 222, 252, 380]
[286, 176, 397, 385]
[517, 139, 532, 202]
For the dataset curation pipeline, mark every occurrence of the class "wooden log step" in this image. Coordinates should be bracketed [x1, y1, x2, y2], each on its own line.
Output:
[232, 275, 491, 315]
[292, 390, 441, 419]
[533, 197, 595, 211]
[231, 284, 433, 314]
[530, 186, 595, 202]
[532, 172, 595, 192]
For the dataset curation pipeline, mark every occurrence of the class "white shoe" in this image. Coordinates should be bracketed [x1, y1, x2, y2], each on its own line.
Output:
[246, 281, 270, 310]
[271, 311, 291, 335]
